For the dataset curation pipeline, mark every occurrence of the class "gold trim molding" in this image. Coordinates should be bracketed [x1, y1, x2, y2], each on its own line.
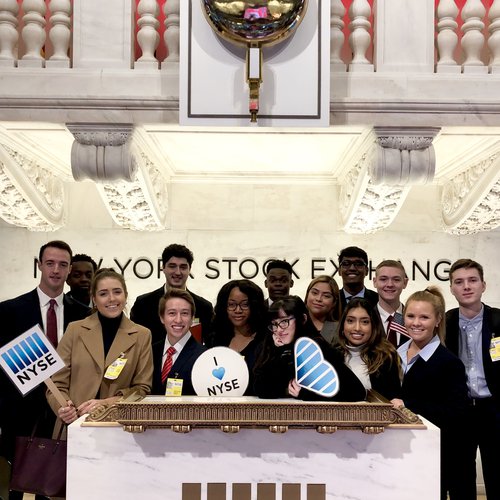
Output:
[85, 394, 423, 434]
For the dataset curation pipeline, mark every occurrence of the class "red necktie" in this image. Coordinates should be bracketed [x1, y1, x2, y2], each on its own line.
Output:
[161, 346, 176, 384]
[46, 299, 58, 347]
[387, 315, 397, 347]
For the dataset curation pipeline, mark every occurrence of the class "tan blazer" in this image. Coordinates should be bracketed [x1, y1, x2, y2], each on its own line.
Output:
[47, 313, 153, 433]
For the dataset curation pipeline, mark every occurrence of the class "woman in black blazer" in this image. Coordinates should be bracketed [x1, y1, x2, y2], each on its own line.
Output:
[391, 287, 469, 500]
[334, 298, 401, 400]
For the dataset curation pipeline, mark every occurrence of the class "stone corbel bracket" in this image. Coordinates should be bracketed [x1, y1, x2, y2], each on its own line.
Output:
[339, 127, 440, 234]
[441, 152, 500, 234]
[0, 130, 64, 231]
[67, 124, 169, 230]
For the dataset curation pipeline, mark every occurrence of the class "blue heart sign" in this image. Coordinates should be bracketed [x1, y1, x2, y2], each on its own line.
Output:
[294, 337, 339, 397]
[192, 347, 249, 396]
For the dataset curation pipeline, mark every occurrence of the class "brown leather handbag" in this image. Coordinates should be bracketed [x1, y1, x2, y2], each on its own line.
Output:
[10, 424, 66, 497]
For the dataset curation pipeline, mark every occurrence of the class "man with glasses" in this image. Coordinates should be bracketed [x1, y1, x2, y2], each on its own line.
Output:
[131, 244, 213, 345]
[337, 246, 378, 315]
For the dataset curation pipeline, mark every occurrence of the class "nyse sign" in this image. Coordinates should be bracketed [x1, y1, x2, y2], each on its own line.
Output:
[33, 256, 453, 282]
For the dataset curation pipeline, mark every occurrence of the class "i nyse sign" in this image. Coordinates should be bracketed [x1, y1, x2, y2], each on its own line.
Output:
[33, 256, 453, 283]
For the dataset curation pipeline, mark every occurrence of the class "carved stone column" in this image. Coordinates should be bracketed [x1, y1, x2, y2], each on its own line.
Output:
[0, 128, 65, 230]
[371, 127, 440, 185]
[442, 153, 500, 234]
[67, 123, 136, 181]
[339, 127, 440, 234]
[67, 124, 169, 231]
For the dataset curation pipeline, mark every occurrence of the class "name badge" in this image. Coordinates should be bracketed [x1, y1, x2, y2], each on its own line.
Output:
[489, 336, 500, 362]
[166, 378, 183, 396]
[104, 356, 128, 379]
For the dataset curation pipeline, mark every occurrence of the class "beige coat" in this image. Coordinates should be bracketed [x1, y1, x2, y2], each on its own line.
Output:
[46, 313, 153, 434]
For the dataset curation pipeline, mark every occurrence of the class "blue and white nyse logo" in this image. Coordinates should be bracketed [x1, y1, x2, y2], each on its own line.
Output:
[0, 325, 64, 395]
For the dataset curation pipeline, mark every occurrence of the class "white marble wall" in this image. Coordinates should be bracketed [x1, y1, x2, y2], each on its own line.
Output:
[1, 181, 499, 309]
[67, 415, 440, 500]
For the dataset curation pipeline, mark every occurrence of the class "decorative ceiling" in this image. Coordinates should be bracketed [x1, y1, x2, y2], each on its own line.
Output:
[1, 121, 500, 234]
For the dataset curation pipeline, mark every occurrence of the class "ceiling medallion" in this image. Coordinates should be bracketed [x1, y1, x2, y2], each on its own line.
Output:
[202, 0, 309, 122]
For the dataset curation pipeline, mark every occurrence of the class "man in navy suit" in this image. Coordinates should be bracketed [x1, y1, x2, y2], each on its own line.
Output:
[373, 259, 409, 347]
[131, 244, 213, 344]
[151, 289, 206, 395]
[337, 246, 378, 315]
[0, 240, 90, 500]
[446, 259, 500, 500]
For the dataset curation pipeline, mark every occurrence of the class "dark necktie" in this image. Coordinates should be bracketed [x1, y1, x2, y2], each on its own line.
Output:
[46, 299, 58, 347]
[161, 346, 176, 384]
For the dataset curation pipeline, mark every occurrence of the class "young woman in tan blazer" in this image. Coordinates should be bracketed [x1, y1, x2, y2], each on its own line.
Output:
[47, 268, 153, 433]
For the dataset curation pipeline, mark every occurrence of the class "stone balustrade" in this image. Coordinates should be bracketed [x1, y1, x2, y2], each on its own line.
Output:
[0, 1, 499, 73]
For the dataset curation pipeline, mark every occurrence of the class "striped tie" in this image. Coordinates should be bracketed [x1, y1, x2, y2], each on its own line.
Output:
[161, 346, 176, 384]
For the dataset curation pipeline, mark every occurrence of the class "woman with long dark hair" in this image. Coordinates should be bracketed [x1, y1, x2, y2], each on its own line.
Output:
[335, 298, 400, 400]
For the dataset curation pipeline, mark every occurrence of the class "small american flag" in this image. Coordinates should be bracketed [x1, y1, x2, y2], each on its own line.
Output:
[389, 312, 410, 339]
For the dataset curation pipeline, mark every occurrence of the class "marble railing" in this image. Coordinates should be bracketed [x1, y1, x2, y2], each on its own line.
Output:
[0, 0, 499, 74]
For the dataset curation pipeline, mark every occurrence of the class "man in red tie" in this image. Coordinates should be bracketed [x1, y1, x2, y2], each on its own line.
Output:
[0, 240, 90, 500]
[151, 288, 206, 395]
[373, 260, 409, 348]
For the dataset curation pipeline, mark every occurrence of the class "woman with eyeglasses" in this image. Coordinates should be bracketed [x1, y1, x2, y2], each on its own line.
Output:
[207, 279, 267, 394]
[304, 275, 341, 344]
[253, 295, 366, 401]
[334, 298, 401, 400]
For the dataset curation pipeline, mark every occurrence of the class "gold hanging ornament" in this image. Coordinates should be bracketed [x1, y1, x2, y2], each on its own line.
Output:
[201, 1, 309, 122]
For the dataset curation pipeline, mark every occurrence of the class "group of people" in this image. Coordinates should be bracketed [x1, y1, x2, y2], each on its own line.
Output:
[0, 241, 498, 500]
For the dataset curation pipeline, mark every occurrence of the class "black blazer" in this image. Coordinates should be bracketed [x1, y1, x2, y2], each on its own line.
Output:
[0, 289, 90, 459]
[340, 288, 379, 316]
[401, 343, 468, 430]
[131, 286, 214, 345]
[446, 304, 500, 400]
[369, 355, 401, 400]
[151, 335, 206, 395]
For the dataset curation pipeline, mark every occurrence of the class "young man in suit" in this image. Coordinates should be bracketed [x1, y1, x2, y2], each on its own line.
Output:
[0, 240, 90, 500]
[66, 253, 97, 308]
[131, 244, 213, 344]
[264, 259, 294, 307]
[337, 246, 378, 314]
[373, 260, 409, 347]
[151, 289, 206, 395]
[446, 259, 500, 499]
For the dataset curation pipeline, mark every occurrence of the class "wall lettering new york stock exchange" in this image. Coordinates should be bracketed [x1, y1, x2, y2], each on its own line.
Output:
[34, 257, 453, 283]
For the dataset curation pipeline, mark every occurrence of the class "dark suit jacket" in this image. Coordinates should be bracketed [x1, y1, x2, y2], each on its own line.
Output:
[369, 355, 401, 400]
[339, 287, 379, 316]
[0, 289, 90, 459]
[401, 344, 468, 429]
[131, 286, 214, 345]
[446, 304, 500, 400]
[151, 335, 206, 395]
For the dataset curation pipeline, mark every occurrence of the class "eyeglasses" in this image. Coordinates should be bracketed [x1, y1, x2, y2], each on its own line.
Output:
[340, 260, 367, 269]
[268, 316, 295, 332]
[227, 301, 250, 311]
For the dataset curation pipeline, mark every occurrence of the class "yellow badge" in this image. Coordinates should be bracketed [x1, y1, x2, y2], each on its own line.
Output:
[489, 336, 500, 362]
[165, 378, 183, 396]
[104, 357, 127, 380]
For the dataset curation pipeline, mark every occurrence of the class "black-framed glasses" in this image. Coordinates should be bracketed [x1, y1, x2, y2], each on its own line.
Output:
[340, 260, 367, 269]
[227, 301, 250, 311]
[268, 316, 295, 332]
